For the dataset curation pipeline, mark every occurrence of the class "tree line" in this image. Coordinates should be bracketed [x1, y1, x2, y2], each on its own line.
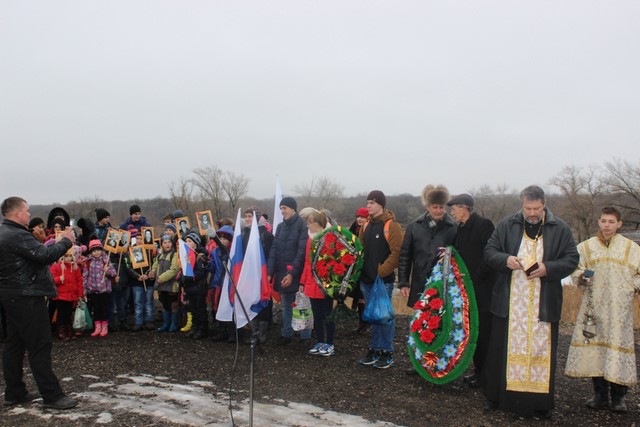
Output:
[27, 158, 640, 243]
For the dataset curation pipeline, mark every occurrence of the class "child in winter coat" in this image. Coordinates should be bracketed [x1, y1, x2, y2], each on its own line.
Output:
[208, 225, 233, 342]
[49, 249, 84, 341]
[83, 240, 116, 337]
[149, 234, 180, 332]
[300, 210, 336, 356]
[180, 232, 210, 340]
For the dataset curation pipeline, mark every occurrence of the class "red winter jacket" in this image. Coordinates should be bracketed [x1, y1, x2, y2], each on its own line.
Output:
[300, 238, 326, 299]
[50, 261, 84, 301]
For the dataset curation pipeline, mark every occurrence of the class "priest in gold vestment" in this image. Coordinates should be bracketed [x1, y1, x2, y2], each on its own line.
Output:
[565, 206, 640, 412]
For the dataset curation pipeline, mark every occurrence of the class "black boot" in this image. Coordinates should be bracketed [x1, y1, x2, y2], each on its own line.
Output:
[610, 382, 628, 412]
[586, 377, 609, 409]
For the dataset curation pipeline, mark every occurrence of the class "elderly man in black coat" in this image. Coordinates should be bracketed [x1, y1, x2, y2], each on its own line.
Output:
[448, 193, 495, 387]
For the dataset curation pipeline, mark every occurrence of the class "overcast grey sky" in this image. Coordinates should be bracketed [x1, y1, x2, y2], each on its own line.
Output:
[1, 1, 638, 205]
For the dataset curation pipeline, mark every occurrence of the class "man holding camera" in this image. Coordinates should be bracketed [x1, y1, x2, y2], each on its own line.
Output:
[565, 206, 640, 412]
[483, 185, 578, 419]
[0, 197, 78, 410]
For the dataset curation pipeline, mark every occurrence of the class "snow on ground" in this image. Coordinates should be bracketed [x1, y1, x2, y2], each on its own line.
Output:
[5, 373, 401, 426]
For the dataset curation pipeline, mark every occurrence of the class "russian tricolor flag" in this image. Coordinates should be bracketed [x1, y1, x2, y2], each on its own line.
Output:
[178, 238, 196, 277]
[216, 209, 244, 324]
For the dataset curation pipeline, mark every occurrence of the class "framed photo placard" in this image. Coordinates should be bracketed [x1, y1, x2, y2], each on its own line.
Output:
[195, 210, 214, 235]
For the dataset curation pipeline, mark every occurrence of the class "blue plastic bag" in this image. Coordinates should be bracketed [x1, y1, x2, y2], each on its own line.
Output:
[362, 276, 395, 325]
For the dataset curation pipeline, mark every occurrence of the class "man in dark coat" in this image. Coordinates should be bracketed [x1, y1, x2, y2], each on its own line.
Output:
[482, 185, 578, 419]
[267, 197, 309, 346]
[0, 196, 78, 410]
[448, 193, 495, 386]
[398, 185, 457, 307]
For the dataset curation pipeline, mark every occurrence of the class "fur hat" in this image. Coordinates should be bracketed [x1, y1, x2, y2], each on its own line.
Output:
[129, 204, 142, 215]
[95, 208, 110, 222]
[88, 239, 103, 252]
[185, 232, 201, 246]
[356, 207, 369, 218]
[421, 185, 450, 207]
[366, 190, 386, 208]
[279, 197, 297, 211]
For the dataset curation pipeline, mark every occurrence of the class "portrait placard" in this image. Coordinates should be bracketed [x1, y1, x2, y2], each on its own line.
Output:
[141, 226, 155, 249]
[174, 216, 191, 239]
[117, 230, 131, 254]
[105, 228, 120, 254]
[153, 238, 161, 252]
[195, 210, 213, 235]
[129, 245, 149, 269]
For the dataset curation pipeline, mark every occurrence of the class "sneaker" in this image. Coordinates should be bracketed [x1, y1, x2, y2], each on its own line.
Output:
[319, 344, 335, 357]
[373, 351, 394, 369]
[308, 343, 323, 355]
[358, 349, 381, 366]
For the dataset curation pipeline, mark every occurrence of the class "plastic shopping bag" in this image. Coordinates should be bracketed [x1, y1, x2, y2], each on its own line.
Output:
[73, 299, 87, 330]
[362, 276, 395, 325]
[83, 300, 94, 331]
[292, 291, 314, 331]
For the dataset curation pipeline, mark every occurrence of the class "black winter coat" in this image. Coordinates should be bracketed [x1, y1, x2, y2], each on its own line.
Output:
[267, 213, 307, 294]
[0, 219, 72, 298]
[398, 212, 457, 307]
[452, 212, 495, 312]
[484, 208, 578, 322]
[181, 247, 210, 295]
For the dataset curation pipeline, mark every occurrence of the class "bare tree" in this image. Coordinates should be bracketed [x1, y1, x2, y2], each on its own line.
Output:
[468, 184, 518, 224]
[191, 166, 226, 220]
[168, 176, 197, 218]
[548, 165, 605, 241]
[223, 170, 250, 214]
[604, 159, 640, 229]
[65, 196, 108, 222]
[294, 175, 345, 211]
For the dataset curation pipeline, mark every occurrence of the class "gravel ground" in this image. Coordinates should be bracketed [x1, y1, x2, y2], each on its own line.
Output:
[0, 316, 638, 426]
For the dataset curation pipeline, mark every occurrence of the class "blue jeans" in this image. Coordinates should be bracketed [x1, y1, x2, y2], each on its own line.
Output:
[131, 286, 154, 326]
[280, 292, 311, 339]
[110, 286, 130, 324]
[360, 280, 395, 352]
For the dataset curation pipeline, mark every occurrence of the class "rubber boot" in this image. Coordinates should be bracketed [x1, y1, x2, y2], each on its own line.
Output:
[180, 312, 193, 333]
[100, 321, 108, 337]
[91, 321, 103, 337]
[157, 311, 171, 332]
[168, 312, 179, 332]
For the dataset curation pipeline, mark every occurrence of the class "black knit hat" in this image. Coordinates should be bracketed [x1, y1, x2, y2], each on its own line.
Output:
[280, 197, 297, 211]
[366, 190, 386, 208]
[95, 208, 110, 222]
[129, 205, 142, 215]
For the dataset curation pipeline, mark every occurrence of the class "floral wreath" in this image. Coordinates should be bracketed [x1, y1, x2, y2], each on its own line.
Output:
[310, 226, 363, 300]
[407, 246, 478, 384]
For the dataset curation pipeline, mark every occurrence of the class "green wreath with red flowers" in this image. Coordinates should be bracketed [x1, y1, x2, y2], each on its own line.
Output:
[310, 226, 363, 300]
[407, 246, 478, 384]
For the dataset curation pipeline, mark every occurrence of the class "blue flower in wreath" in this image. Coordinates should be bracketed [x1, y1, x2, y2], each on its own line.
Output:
[448, 286, 460, 298]
[414, 348, 423, 360]
[452, 312, 463, 325]
[443, 344, 457, 358]
[452, 328, 465, 342]
[451, 296, 463, 309]
[436, 357, 449, 371]
[448, 272, 456, 282]
[432, 270, 443, 282]
[408, 335, 415, 347]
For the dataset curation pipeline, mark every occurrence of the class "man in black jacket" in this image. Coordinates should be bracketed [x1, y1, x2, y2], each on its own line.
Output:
[482, 185, 578, 418]
[448, 193, 495, 387]
[0, 196, 78, 410]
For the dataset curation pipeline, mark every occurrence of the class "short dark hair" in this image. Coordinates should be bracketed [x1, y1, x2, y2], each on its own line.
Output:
[1, 196, 26, 216]
[520, 185, 545, 203]
[600, 206, 622, 221]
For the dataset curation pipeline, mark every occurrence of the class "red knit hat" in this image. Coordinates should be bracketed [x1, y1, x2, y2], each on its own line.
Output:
[88, 239, 103, 252]
[356, 207, 369, 218]
[127, 224, 139, 238]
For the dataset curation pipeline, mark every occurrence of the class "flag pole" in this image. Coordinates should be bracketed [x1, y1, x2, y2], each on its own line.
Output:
[217, 250, 257, 427]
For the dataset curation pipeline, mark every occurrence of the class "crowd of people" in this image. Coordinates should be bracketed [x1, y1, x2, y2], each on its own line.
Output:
[1, 185, 639, 420]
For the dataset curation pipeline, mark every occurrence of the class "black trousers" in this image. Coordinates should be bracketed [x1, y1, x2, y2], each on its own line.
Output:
[0, 296, 65, 403]
[187, 292, 208, 331]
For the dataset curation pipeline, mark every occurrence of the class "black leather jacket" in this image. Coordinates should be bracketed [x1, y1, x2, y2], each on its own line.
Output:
[484, 208, 578, 322]
[0, 219, 73, 298]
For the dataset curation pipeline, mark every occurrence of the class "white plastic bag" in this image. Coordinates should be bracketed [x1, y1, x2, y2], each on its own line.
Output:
[292, 291, 314, 331]
[73, 299, 87, 330]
